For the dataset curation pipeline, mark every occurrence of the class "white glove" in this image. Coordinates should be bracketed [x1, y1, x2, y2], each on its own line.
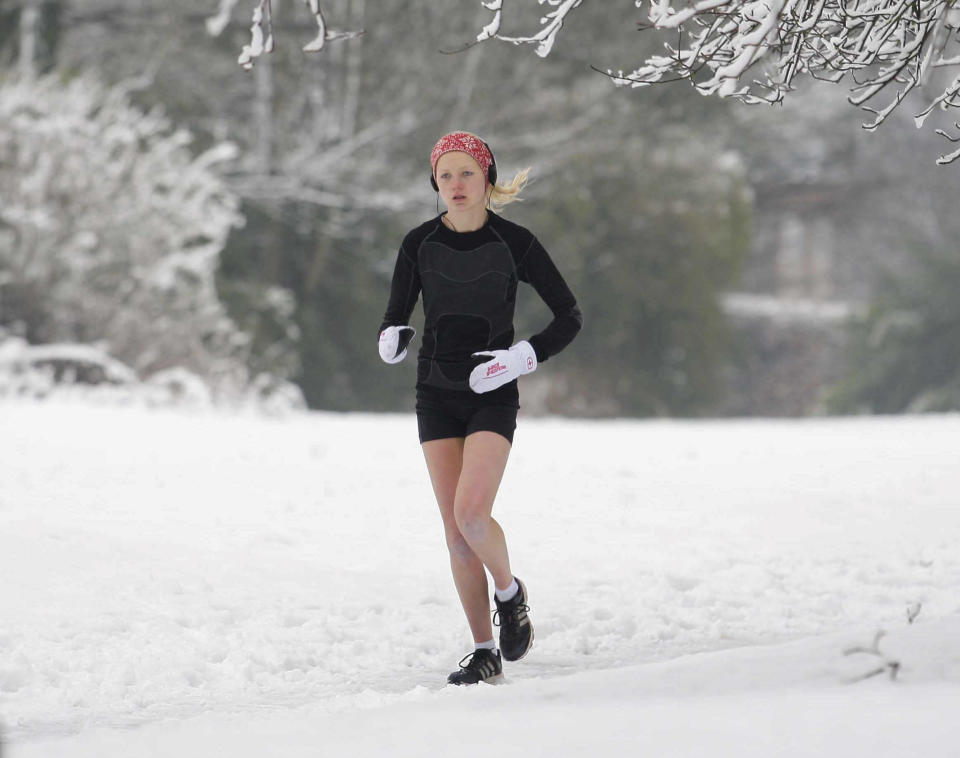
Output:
[469, 341, 538, 394]
[379, 325, 416, 364]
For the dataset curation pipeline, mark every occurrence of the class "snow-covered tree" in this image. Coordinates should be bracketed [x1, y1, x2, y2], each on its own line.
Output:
[0, 74, 248, 389]
[229, 0, 960, 164]
[478, 0, 960, 164]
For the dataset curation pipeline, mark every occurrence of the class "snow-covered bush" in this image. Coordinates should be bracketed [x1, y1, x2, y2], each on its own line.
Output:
[143, 367, 215, 408]
[243, 371, 308, 414]
[0, 336, 137, 402]
[0, 74, 249, 393]
[142, 366, 306, 412]
[0, 335, 306, 412]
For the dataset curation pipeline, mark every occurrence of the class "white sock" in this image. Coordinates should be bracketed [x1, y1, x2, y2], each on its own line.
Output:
[495, 578, 519, 602]
[475, 639, 496, 651]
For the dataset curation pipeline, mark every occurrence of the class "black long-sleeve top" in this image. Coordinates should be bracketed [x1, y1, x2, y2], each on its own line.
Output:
[379, 212, 582, 393]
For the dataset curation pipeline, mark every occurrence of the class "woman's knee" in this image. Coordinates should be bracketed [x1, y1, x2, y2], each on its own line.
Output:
[453, 500, 491, 544]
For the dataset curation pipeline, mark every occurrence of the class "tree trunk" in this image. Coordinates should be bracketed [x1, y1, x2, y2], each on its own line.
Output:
[254, 51, 274, 173]
[340, 0, 364, 140]
[19, 0, 40, 80]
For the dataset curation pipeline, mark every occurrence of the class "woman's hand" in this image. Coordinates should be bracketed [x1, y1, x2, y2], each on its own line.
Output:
[378, 326, 416, 364]
[469, 341, 537, 393]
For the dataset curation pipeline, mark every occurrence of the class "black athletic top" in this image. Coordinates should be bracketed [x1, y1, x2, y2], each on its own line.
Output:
[379, 212, 582, 393]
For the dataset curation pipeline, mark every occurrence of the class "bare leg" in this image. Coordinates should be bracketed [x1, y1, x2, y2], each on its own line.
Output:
[422, 437, 494, 644]
[453, 431, 514, 592]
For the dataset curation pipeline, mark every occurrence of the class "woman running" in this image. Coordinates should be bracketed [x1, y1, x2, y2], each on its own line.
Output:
[378, 131, 582, 685]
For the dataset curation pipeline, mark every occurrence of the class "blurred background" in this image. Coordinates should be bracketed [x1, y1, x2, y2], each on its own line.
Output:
[2, 0, 959, 417]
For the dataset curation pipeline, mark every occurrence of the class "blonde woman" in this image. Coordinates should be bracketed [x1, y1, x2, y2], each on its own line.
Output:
[378, 132, 582, 685]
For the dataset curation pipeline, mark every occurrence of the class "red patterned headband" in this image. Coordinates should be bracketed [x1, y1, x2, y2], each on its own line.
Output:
[430, 132, 494, 185]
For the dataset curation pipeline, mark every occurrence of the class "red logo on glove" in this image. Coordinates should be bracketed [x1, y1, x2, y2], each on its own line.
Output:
[526, 357, 535, 371]
[486, 361, 507, 377]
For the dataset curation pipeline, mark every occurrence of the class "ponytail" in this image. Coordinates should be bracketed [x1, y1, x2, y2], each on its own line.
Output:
[487, 167, 531, 211]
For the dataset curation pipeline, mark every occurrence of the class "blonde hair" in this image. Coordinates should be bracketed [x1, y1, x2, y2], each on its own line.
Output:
[487, 167, 532, 211]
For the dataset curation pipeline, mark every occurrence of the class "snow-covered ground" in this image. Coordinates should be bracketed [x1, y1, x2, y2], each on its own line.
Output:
[2, 402, 959, 756]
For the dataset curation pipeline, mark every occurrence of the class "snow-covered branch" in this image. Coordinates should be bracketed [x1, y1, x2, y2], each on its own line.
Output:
[207, 0, 363, 70]
[444, 0, 960, 164]
[482, 0, 584, 57]
[609, 0, 960, 163]
[442, 0, 584, 56]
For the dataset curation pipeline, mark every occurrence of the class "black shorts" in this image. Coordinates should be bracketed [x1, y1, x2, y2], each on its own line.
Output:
[416, 384, 520, 444]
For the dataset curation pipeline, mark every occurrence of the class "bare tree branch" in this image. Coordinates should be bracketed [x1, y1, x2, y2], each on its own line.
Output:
[843, 629, 901, 682]
[906, 601, 922, 623]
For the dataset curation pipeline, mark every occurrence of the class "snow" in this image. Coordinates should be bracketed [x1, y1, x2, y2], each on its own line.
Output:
[2, 401, 959, 756]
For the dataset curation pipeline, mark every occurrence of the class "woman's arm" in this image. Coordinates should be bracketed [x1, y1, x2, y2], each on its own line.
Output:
[378, 243, 421, 334]
[516, 238, 582, 363]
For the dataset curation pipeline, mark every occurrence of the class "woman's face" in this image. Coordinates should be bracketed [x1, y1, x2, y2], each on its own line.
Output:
[434, 151, 488, 215]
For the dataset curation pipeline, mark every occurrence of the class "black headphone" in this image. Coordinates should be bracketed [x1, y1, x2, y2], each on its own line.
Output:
[430, 140, 498, 191]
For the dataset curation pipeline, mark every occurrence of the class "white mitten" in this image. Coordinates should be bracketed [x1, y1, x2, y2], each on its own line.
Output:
[469, 341, 538, 394]
[378, 325, 416, 364]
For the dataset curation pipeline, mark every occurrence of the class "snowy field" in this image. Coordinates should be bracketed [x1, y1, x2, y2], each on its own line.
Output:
[2, 401, 959, 757]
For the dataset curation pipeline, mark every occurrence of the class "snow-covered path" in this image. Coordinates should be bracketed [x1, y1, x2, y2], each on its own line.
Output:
[16, 619, 960, 758]
[2, 403, 959, 755]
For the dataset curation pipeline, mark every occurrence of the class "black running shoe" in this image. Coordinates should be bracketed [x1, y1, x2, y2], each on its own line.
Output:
[447, 648, 503, 686]
[493, 577, 534, 662]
